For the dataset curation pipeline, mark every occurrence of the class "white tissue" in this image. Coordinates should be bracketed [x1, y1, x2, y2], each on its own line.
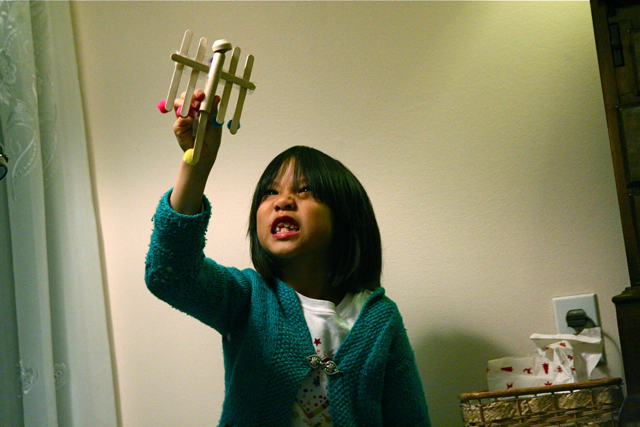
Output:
[487, 328, 603, 391]
[529, 327, 603, 382]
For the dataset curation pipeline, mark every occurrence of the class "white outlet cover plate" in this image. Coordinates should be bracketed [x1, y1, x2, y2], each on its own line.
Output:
[552, 293, 600, 335]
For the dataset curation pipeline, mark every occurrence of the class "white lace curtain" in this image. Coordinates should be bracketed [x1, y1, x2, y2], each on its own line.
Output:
[0, 1, 117, 426]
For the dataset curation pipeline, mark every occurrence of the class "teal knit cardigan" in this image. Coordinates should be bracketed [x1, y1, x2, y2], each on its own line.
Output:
[145, 191, 431, 427]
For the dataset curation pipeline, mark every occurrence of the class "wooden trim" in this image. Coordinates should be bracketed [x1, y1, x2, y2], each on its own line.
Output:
[590, 0, 640, 285]
[590, 0, 640, 396]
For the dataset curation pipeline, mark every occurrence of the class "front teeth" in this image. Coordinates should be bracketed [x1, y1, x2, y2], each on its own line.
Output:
[275, 223, 299, 234]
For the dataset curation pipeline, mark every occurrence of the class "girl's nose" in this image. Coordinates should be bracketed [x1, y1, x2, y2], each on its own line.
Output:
[274, 193, 296, 211]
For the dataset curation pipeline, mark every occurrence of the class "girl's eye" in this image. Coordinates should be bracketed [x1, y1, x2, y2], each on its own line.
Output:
[298, 186, 311, 194]
[263, 189, 278, 197]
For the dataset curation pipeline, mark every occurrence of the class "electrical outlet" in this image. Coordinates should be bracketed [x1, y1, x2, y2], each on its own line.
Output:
[552, 293, 605, 365]
[552, 293, 600, 334]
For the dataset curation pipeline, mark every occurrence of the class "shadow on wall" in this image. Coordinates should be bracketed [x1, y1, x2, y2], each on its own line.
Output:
[415, 330, 510, 426]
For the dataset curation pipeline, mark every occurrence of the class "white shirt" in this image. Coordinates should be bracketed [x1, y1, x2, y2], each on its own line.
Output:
[291, 290, 371, 426]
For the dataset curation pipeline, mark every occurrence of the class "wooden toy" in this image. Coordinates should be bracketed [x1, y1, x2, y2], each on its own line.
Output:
[158, 30, 256, 165]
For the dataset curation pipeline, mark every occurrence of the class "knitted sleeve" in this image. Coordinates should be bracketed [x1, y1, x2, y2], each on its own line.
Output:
[145, 190, 252, 334]
[382, 317, 432, 427]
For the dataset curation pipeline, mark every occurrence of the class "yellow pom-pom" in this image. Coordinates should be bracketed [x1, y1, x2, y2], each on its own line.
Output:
[183, 149, 195, 165]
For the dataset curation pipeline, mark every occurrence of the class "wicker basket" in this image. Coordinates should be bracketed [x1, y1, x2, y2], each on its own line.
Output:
[459, 377, 623, 427]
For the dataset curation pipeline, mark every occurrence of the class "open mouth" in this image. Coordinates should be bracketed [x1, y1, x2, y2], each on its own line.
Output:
[271, 216, 300, 235]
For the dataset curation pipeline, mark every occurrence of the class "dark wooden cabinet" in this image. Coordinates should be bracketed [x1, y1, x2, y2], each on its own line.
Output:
[590, 0, 640, 396]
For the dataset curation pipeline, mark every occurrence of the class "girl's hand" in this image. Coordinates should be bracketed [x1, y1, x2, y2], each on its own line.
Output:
[169, 89, 223, 214]
[172, 89, 222, 166]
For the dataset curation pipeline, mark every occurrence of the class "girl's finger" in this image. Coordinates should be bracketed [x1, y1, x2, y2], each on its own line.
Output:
[193, 89, 205, 100]
[174, 96, 184, 116]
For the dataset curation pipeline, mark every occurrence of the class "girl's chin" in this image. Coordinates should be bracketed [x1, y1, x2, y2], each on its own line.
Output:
[269, 250, 299, 260]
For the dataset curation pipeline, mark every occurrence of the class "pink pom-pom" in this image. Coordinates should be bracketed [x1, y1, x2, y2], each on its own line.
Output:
[157, 100, 169, 114]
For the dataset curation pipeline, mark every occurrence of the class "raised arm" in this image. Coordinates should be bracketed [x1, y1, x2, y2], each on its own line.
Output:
[146, 190, 252, 334]
[146, 92, 254, 332]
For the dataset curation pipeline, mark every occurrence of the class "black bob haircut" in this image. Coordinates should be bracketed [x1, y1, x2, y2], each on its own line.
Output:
[248, 146, 382, 292]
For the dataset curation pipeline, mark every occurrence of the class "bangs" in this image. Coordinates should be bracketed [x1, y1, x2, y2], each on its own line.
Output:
[253, 147, 332, 204]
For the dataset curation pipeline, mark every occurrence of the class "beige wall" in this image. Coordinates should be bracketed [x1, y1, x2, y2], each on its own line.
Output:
[70, 2, 628, 426]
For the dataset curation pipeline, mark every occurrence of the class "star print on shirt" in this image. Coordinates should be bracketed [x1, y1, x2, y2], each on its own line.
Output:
[314, 338, 322, 346]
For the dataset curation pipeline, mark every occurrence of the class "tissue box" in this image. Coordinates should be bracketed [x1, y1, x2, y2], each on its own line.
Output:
[459, 377, 622, 427]
[487, 328, 604, 391]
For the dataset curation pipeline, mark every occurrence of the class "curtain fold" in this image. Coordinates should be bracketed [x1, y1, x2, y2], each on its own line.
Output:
[0, 1, 118, 426]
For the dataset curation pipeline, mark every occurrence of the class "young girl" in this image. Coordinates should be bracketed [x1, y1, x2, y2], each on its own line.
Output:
[145, 90, 431, 426]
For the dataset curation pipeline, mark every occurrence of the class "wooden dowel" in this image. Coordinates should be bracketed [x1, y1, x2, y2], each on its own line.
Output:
[191, 40, 231, 164]
[191, 110, 209, 165]
[200, 41, 231, 114]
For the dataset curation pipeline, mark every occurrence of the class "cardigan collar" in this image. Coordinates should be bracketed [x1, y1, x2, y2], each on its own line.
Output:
[273, 279, 387, 360]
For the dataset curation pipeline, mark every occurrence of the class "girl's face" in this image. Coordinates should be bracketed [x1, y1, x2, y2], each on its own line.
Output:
[256, 162, 333, 266]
